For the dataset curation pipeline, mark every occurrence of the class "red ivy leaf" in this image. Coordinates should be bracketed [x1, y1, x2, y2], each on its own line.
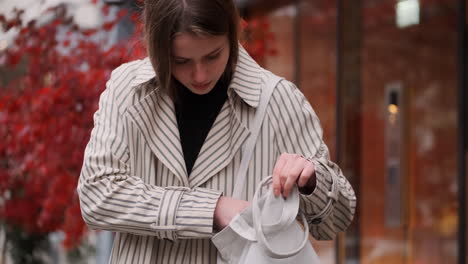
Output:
[102, 21, 115, 32]
[101, 5, 110, 16]
[116, 9, 128, 20]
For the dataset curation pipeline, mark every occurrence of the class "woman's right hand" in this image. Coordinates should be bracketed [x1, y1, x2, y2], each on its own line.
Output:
[213, 196, 250, 231]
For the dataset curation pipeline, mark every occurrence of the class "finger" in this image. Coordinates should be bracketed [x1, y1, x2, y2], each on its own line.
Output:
[283, 173, 299, 198]
[272, 154, 288, 197]
[282, 155, 305, 198]
[297, 160, 315, 187]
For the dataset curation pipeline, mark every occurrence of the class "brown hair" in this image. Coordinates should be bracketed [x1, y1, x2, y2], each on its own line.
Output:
[143, 0, 240, 99]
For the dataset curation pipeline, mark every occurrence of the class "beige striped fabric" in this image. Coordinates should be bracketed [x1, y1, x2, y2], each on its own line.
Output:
[78, 46, 356, 264]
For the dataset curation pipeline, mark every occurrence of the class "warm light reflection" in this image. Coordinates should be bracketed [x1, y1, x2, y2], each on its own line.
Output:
[388, 104, 399, 115]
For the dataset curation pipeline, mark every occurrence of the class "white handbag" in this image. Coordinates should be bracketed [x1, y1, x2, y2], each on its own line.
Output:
[212, 176, 321, 264]
[211, 72, 321, 263]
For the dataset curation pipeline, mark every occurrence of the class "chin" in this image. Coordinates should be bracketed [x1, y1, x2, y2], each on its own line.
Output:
[189, 85, 215, 95]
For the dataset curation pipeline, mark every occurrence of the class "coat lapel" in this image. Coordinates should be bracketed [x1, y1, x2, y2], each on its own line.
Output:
[188, 100, 250, 188]
[125, 89, 190, 187]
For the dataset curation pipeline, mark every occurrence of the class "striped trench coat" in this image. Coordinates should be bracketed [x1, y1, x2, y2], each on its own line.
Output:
[78, 46, 356, 264]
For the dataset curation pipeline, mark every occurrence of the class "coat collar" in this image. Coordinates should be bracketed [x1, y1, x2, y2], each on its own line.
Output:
[129, 45, 263, 108]
[125, 45, 263, 187]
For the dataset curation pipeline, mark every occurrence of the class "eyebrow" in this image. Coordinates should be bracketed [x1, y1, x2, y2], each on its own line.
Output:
[173, 46, 224, 60]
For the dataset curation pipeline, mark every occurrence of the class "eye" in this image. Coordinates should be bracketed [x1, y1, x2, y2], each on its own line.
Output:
[206, 52, 220, 61]
[174, 59, 189, 65]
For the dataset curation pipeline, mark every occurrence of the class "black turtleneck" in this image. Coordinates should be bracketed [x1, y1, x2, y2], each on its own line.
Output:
[174, 80, 228, 176]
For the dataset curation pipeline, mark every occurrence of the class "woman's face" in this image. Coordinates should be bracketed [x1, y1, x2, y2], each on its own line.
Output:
[171, 33, 230, 95]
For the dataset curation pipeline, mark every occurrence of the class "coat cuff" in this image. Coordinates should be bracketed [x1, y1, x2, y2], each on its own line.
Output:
[174, 187, 222, 239]
[299, 159, 339, 225]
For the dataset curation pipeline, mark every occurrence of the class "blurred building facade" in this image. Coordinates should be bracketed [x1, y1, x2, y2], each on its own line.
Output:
[238, 0, 467, 264]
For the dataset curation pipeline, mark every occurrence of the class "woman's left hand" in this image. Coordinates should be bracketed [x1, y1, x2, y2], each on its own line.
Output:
[272, 153, 317, 198]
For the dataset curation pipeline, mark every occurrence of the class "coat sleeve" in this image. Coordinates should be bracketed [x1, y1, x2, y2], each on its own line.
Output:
[77, 65, 221, 241]
[267, 79, 357, 240]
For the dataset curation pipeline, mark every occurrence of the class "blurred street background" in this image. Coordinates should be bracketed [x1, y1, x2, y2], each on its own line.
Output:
[0, 0, 466, 263]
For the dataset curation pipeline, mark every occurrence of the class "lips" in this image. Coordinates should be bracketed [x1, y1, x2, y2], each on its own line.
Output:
[192, 82, 211, 90]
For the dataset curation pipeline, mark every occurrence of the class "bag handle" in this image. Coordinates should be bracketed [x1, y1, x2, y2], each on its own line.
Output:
[232, 73, 283, 199]
[251, 176, 310, 259]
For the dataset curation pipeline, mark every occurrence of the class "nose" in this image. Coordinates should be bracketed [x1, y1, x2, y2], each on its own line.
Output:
[192, 63, 208, 84]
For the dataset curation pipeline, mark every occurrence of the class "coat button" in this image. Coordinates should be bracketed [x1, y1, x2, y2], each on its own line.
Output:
[311, 218, 322, 224]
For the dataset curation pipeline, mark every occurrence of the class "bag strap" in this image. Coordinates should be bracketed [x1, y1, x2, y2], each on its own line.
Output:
[232, 73, 283, 199]
[252, 176, 310, 259]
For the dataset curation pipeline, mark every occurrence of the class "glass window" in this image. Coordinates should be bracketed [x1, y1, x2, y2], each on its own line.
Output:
[361, 0, 459, 263]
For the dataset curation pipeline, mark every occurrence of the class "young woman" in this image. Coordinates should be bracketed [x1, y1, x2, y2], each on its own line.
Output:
[78, 0, 356, 263]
